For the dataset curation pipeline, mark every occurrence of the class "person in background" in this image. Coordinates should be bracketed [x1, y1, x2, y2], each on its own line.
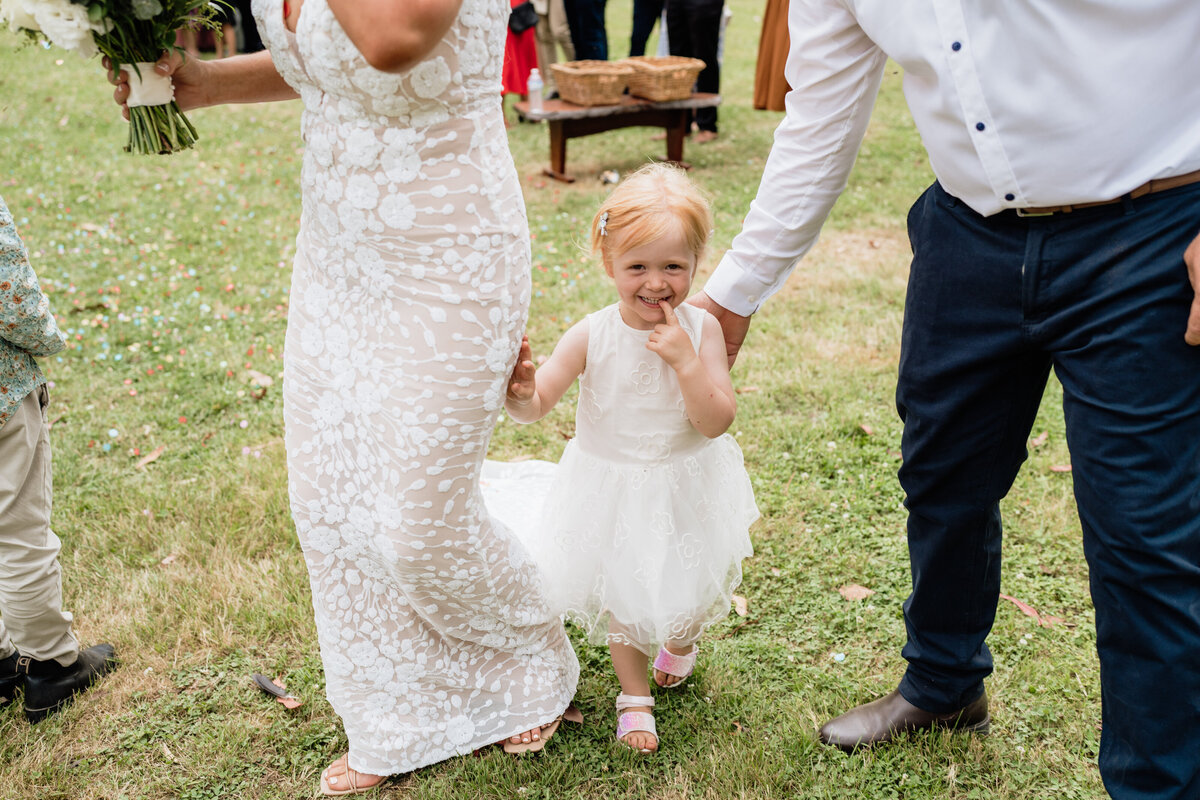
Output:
[503, 0, 540, 116]
[212, 2, 238, 58]
[231, 0, 264, 53]
[628, 0, 662, 57]
[752, 0, 788, 111]
[534, 0, 573, 98]
[666, 0, 722, 142]
[0, 194, 118, 725]
[563, 0, 607, 61]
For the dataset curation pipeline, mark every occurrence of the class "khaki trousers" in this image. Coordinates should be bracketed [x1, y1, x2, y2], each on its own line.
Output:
[0, 386, 77, 665]
[534, 0, 574, 95]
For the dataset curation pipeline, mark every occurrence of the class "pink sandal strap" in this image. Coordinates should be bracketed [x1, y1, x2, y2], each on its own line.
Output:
[653, 645, 698, 680]
[616, 711, 657, 742]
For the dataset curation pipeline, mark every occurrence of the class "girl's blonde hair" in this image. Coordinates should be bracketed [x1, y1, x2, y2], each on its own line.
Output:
[590, 163, 713, 268]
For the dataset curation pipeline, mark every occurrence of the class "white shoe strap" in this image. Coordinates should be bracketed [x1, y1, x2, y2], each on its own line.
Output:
[615, 693, 655, 711]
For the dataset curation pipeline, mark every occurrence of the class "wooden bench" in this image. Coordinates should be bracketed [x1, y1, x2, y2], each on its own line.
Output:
[513, 93, 721, 183]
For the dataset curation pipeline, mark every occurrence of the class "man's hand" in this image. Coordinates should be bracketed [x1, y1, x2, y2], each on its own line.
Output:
[1185, 230, 1200, 346]
[506, 336, 537, 406]
[647, 301, 697, 369]
[688, 291, 752, 367]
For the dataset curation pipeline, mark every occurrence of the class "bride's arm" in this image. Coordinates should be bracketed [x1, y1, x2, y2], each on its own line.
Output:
[327, 0, 465, 73]
[107, 50, 298, 116]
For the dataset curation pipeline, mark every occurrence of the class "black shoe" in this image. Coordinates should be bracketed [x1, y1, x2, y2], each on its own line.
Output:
[0, 651, 22, 708]
[818, 688, 990, 752]
[19, 644, 118, 723]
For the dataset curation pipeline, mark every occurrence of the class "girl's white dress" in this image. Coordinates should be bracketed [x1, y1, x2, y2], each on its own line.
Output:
[488, 303, 758, 652]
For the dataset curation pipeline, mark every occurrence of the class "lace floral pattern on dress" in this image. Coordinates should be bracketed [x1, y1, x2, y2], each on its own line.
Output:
[254, 0, 578, 776]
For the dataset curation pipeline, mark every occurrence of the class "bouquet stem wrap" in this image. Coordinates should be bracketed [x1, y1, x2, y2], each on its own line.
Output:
[121, 61, 198, 155]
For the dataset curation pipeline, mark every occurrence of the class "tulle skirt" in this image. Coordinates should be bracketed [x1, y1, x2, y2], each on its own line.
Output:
[482, 435, 757, 653]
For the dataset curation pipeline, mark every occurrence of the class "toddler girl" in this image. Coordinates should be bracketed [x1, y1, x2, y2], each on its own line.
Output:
[504, 163, 758, 753]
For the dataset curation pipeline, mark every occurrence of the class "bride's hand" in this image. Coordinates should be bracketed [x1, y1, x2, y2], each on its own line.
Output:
[104, 51, 210, 117]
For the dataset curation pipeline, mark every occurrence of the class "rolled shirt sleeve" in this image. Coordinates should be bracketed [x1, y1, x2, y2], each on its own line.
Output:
[704, 0, 886, 315]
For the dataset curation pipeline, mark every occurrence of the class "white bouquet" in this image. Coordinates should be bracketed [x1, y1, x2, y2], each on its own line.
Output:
[2, 0, 225, 154]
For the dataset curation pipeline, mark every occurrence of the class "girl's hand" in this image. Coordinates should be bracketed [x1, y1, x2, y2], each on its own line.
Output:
[506, 336, 537, 405]
[647, 301, 697, 370]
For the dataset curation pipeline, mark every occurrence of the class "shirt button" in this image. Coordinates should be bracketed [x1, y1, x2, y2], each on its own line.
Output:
[951, 41, 962, 51]
[976, 122, 986, 131]
[1005, 193, 1015, 201]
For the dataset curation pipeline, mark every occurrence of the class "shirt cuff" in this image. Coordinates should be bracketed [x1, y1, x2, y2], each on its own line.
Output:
[701, 253, 775, 317]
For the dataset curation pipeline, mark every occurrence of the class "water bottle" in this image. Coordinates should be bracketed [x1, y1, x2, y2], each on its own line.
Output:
[527, 68, 544, 113]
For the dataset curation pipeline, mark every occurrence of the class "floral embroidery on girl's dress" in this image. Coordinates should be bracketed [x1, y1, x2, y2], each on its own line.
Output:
[631, 360, 660, 394]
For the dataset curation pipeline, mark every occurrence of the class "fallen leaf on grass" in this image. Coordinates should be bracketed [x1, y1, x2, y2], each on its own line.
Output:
[858, 424, 874, 436]
[999, 593, 1065, 628]
[838, 584, 875, 601]
[1050, 464, 1073, 473]
[159, 554, 176, 566]
[732, 595, 749, 616]
[735, 385, 760, 394]
[1030, 431, 1049, 448]
[134, 445, 166, 470]
[730, 720, 745, 734]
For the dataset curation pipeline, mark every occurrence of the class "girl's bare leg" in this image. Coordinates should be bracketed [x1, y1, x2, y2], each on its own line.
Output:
[609, 641, 658, 752]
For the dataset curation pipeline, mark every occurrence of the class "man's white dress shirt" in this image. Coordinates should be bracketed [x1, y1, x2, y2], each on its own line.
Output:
[706, 0, 1200, 315]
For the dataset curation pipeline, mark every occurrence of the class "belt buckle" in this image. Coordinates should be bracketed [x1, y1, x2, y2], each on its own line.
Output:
[1015, 208, 1056, 218]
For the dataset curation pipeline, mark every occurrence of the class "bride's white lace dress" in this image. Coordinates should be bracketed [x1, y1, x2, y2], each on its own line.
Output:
[255, 0, 579, 775]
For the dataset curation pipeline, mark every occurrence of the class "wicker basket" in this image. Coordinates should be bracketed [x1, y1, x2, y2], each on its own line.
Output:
[550, 60, 635, 107]
[621, 56, 706, 102]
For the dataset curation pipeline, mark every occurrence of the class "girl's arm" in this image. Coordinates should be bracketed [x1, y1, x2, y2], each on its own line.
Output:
[505, 321, 589, 423]
[647, 303, 737, 438]
[328, 0, 464, 73]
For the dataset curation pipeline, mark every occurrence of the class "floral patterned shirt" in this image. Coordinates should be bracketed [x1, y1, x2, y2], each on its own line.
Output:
[0, 194, 65, 430]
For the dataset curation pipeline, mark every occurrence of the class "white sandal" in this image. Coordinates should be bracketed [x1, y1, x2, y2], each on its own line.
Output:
[319, 755, 385, 796]
[615, 694, 658, 753]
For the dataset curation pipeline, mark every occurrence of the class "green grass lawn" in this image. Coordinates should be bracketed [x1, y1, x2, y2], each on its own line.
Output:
[0, 2, 1105, 798]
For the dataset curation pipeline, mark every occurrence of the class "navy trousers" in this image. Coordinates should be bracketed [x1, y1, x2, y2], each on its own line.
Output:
[665, 0, 722, 133]
[895, 181, 1200, 800]
[563, 0, 608, 60]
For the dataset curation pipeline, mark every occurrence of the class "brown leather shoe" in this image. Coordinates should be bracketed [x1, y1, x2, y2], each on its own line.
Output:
[819, 689, 990, 752]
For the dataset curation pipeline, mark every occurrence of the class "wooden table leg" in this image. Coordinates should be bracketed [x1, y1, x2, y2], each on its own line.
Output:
[544, 120, 575, 183]
[665, 110, 687, 163]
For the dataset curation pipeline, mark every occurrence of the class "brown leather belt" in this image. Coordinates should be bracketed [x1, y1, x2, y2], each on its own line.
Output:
[1015, 168, 1200, 217]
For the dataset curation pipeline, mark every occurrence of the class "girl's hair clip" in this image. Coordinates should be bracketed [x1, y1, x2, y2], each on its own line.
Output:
[598, 211, 609, 236]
